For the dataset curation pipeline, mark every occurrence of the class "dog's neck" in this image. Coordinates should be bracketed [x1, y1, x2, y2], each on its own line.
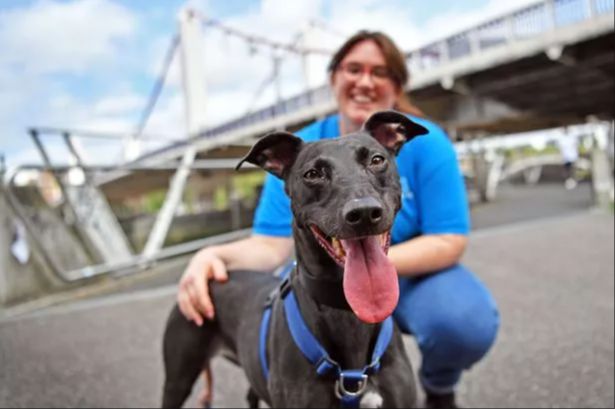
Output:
[290, 226, 382, 370]
[292, 224, 349, 308]
[295, 256, 349, 310]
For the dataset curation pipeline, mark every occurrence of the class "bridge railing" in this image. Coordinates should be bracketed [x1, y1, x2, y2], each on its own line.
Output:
[199, 85, 333, 139]
[408, 0, 612, 71]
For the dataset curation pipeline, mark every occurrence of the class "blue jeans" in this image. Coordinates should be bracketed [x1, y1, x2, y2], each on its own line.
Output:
[393, 264, 500, 394]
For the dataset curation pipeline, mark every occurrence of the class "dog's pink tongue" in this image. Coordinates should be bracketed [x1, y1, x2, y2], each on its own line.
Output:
[341, 236, 399, 324]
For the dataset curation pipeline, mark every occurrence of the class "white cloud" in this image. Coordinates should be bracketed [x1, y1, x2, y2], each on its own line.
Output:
[0, 0, 141, 170]
[93, 93, 145, 117]
[0, 0, 137, 75]
[328, 0, 424, 49]
[260, 0, 323, 31]
[142, 92, 186, 138]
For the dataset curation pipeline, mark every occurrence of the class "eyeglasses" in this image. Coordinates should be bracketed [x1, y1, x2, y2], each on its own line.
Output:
[337, 62, 393, 83]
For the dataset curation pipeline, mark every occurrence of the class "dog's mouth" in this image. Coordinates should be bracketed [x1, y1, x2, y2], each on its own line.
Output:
[309, 225, 391, 267]
[310, 225, 399, 324]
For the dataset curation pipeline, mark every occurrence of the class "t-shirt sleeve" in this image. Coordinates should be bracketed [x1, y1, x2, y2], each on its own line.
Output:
[413, 127, 470, 235]
[252, 173, 293, 237]
[250, 122, 325, 237]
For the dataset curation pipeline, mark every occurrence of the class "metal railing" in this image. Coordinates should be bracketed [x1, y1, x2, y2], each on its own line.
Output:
[406, 0, 613, 70]
[3, 128, 256, 283]
[4, 162, 253, 283]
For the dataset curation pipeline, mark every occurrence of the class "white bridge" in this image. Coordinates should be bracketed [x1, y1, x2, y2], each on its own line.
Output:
[1, 0, 613, 305]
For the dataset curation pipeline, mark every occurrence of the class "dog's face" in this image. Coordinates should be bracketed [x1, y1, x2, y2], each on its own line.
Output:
[237, 111, 428, 323]
[288, 133, 401, 241]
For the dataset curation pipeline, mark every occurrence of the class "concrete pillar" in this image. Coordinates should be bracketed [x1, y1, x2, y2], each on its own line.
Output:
[589, 123, 614, 211]
[469, 134, 492, 203]
[230, 189, 242, 231]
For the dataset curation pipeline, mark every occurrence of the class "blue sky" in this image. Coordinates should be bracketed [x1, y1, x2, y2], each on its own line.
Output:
[0, 0, 538, 170]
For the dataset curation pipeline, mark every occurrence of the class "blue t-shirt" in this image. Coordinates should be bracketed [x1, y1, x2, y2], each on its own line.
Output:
[252, 114, 470, 244]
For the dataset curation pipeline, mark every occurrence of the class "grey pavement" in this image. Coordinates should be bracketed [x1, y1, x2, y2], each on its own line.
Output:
[0, 182, 613, 408]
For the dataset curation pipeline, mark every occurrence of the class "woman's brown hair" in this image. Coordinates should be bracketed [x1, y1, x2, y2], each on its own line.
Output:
[327, 30, 424, 117]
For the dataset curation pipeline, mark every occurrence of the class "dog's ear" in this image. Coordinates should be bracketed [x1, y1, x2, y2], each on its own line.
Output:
[236, 131, 303, 179]
[363, 110, 429, 155]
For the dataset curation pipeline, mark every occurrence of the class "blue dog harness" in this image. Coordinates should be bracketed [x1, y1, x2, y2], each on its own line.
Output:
[259, 267, 394, 408]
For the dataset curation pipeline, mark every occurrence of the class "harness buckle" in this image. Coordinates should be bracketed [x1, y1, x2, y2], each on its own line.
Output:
[334, 372, 368, 399]
[278, 277, 292, 298]
[315, 356, 338, 376]
[264, 276, 292, 308]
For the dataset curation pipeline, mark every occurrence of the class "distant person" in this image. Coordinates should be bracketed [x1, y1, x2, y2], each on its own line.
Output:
[557, 128, 579, 190]
[173, 30, 499, 408]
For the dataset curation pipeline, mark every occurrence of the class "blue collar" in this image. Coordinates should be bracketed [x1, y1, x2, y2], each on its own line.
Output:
[259, 276, 394, 407]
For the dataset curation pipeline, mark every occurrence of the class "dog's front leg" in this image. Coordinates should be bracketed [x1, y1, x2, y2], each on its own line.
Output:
[374, 335, 417, 408]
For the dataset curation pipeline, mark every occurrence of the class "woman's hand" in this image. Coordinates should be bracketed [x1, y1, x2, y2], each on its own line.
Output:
[176, 235, 294, 325]
[177, 248, 228, 326]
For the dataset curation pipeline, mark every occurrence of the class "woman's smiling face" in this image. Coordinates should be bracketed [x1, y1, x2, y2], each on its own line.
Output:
[330, 39, 401, 131]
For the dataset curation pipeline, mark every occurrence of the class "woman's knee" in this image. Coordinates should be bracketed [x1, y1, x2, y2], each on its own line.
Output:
[424, 302, 500, 366]
[396, 265, 500, 366]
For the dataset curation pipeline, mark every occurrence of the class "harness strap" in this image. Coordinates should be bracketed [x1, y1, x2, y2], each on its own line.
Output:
[283, 290, 394, 377]
[259, 261, 295, 379]
[370, 315, 394, 372]
[258, 271, 394, 408]
[258, 307, 272, 379]
[284, 291, 339, 375]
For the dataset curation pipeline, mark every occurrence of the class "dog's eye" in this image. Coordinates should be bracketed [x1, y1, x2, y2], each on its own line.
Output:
[370, 155, 386, 166]
[304, 169, 323, 181]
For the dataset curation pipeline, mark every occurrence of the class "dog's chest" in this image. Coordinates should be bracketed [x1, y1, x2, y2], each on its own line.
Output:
[264, 298, 390, 408]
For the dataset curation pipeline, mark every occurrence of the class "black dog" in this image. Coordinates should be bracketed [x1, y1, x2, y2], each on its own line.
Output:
[162, 110, 429, 408]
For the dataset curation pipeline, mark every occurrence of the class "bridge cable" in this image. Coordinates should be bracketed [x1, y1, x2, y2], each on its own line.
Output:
[133, 33, 180, 140]
[192, 10, 333, 56]
[244, 25, 318, 116]
[308, 18, 348, 39]
[244, 63, 278, 115]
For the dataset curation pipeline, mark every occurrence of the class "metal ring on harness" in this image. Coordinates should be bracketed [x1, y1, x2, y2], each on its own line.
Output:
[334, 373, 368, 399]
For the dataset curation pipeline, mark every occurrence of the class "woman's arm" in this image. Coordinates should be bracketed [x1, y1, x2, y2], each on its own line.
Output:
[178, 234, 293, 325]
[388, 233, 468, 277]
[212, 234, 294, 272]
[388, 120, 470, 277]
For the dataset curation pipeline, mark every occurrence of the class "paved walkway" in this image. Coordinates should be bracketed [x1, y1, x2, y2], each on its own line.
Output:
[1, 183, 613, 408]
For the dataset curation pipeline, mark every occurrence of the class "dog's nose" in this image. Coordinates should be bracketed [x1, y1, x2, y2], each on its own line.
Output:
[343, 197, 383, 227]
